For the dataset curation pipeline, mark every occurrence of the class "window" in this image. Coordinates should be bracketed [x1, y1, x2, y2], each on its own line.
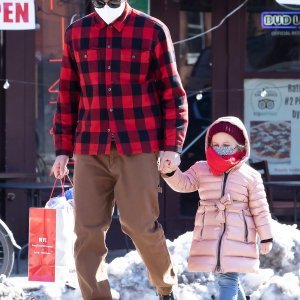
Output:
[178, 1, 212, 216]
[246, 0, 300, 72]
[35, 0, 86, 178]
[179, 3, 212, 163]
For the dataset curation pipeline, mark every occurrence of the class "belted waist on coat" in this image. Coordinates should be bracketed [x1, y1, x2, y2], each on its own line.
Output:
[199, 193, 251, 223]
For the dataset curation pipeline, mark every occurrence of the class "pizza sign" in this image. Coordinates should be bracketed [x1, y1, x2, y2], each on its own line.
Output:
[0, 0, 35, 30]
[244, 79, 300, 175]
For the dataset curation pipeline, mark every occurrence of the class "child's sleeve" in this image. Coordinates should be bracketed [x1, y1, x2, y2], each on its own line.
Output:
[162, 163, 200, 193]
[248, 174, 273, 240]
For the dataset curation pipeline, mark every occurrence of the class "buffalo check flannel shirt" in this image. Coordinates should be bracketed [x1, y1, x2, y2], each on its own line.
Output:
[52, 3, 188, 156]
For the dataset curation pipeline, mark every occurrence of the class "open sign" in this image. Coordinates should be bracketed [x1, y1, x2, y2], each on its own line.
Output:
[0, 0, 35, 30]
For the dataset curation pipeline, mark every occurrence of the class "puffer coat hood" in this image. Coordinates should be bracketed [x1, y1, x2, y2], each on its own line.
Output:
[163, 116, 273, 274]
[205, 116, 250, 167]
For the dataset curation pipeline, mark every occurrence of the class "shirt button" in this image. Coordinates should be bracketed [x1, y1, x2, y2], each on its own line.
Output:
[132, 55, 136, 59]
[109, 108, 113, 112]
[108, 87, 111, 92]
[84, 54, 87, 59]
[107, 45, 111, 48]
[107, 129, 111, 132]
[107, 65, 111, 70]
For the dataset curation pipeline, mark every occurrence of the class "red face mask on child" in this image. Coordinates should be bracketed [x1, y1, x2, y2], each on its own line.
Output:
[206, 147, 245, 176]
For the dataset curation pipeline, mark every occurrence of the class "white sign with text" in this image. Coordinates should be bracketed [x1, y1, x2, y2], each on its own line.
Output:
[0, 0, 35, 30]
[244, 79, 300, 175]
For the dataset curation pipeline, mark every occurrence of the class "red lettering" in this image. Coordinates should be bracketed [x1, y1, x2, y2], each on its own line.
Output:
[16, 3, 28, 23]
[3, 3, 13, 23]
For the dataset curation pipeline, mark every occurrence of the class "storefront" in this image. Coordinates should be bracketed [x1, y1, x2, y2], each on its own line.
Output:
[159, 0, 300, 240]
[0, 0, 299, 246]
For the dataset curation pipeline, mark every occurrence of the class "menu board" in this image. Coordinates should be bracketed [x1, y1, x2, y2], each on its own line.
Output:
[244, 79, 300, 175]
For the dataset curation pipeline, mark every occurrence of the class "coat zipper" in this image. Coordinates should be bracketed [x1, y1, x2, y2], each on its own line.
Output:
[215, 172, 229, 272]
[242, 210, 248, 243]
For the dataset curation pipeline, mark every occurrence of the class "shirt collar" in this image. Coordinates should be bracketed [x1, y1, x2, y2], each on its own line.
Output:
[93, 2, 132, 32]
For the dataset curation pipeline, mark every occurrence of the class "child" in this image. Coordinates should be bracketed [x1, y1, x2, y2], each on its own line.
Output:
[161, 116, 273, 300]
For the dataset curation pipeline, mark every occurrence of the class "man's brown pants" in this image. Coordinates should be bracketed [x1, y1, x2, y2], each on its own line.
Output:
[73, 147, 176, 300]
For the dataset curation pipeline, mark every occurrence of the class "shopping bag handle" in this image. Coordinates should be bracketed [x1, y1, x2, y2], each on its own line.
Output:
[65, 174, 74, 187]
[49, 174, 74, 200]
[49, 178, 65, 200]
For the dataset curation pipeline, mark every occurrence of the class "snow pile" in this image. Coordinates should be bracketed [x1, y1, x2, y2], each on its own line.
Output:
[0, 275, 23, 299]
[259, 221, 300, 274]
[246, 221, 300, 300]
[3, 219, 300, 299]
[107, 219, 300, 300]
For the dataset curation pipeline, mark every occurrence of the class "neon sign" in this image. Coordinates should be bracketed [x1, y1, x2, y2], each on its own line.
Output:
[262, 12, 300, 29]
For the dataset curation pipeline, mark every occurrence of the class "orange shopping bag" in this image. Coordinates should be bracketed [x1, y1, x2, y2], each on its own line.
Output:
[28, 208, 57, 282]
[28, 202, 75, 282]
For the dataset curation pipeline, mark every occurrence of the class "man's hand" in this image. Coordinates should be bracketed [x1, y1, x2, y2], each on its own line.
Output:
[260, 242, 272, 255]
[158, 151, 180, 174]
[50, 155, 69, 179]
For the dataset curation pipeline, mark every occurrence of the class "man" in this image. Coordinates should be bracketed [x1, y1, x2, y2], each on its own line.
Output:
[51, 0, 188, 299]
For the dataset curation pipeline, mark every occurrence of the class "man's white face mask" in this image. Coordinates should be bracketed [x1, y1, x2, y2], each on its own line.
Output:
[94, 1, 126, 24]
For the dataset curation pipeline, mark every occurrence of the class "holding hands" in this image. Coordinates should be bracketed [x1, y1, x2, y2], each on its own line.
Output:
[158, 151, 180, 174]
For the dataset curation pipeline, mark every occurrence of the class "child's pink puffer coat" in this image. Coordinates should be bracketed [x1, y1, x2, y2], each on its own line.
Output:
[164, 116, 273, 273]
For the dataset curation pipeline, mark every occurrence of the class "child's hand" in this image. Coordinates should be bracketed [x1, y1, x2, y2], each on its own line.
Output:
[158, 151, 180, 173]
[160, 165, 175, 174]
[260, 242, 272, 255]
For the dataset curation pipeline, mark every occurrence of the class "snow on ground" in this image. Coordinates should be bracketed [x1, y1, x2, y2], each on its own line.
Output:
[4, 219, 300, 299]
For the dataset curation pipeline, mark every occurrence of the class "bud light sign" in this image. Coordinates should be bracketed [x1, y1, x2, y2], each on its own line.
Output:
[262, 11, 300, 29]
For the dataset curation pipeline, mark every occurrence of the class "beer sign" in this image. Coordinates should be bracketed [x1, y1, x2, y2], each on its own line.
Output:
[0, 0, 35, 30]
[262, 11, 300, 29]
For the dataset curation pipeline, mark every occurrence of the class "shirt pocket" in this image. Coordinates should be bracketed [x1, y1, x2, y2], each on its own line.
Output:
[120, 48, 151, 83]
[74, 49, 103, 84]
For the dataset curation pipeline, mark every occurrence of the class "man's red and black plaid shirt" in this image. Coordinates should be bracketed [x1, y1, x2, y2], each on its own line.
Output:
[53, 3, 188, 156]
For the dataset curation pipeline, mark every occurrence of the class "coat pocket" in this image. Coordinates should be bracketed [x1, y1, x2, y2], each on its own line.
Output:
[193, 210, 205, 241]
[242, 210, 249, 243]
[242, 210, 257, 244]
[226, 211, 257, 243]
[193, 208, 221, 241]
